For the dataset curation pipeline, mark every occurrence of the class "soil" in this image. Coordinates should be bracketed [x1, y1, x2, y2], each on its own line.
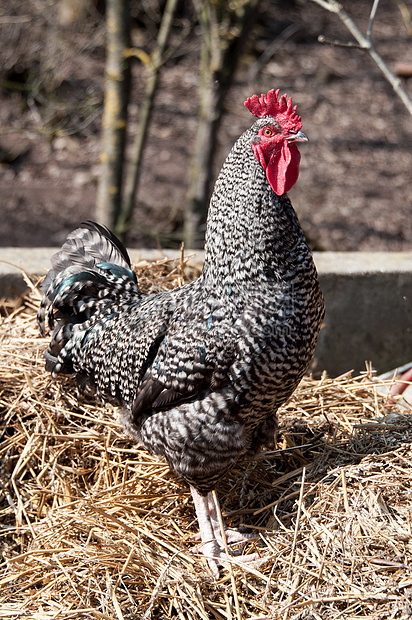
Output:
[0, 0, 411, 251]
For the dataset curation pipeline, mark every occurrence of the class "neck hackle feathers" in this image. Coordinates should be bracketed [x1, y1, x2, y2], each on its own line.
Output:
[244, 88, 302, 132]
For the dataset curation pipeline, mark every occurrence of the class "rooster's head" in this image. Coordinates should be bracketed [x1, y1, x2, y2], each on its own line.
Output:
[245, 89, 308, 196]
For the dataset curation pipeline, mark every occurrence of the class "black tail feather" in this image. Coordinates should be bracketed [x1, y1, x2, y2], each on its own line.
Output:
[37, 222, 142, 372]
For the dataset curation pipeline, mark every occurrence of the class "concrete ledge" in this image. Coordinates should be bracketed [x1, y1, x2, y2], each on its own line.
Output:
[2, 248, 412, 376]
[313, 252, 412, 376]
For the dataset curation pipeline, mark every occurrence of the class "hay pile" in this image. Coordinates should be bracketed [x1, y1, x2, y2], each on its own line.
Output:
[1, 256, 412, 620]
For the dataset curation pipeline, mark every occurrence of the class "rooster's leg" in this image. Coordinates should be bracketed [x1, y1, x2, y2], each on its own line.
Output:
[190, 486, 259, 576]
[190, 485, 224, 576]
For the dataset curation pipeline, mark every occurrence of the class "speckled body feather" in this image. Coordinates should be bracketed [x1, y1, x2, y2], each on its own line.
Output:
[38, 116, 324, 495]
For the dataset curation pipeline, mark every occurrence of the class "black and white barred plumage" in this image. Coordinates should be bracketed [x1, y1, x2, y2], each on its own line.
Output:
[38, 117, 324, 491]
[38, 96, 324, 573]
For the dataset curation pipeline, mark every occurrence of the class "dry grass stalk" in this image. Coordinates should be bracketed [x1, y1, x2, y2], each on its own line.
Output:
[1, 255, 412, 619]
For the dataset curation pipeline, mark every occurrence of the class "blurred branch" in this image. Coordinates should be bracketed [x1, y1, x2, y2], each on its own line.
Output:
[115, 0, 179, 240]
[311, 0, 412, 116]
[96, 0, 131, 228]
[395, 0, 412, 36]
[184, 0, 260, 248]
[366, 0, 380, 41]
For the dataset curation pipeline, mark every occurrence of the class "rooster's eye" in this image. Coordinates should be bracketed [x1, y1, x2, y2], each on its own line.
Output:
[262, 128, 275, 137]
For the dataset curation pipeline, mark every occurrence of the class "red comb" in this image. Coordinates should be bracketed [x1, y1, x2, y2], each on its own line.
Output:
[244, 89, 301, 127]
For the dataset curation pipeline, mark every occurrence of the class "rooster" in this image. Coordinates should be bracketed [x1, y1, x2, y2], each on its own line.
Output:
[38, 89, 324, 575]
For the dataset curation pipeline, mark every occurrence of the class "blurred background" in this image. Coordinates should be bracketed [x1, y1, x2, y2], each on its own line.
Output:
[0, 0, 411, 250]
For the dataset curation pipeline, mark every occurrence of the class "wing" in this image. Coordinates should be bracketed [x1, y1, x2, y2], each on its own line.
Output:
[68, 289, 179, 406]
[129, 290, 238, 420]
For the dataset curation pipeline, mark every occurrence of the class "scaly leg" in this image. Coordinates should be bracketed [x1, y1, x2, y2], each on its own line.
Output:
[190, 486, 224, 577]
[190, 486, 259, 576]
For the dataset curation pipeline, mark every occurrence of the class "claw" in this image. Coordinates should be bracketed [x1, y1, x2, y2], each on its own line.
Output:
[221, 528, 258, 546]
[199, 542, 261, 577]
[191, 527, 258, 547]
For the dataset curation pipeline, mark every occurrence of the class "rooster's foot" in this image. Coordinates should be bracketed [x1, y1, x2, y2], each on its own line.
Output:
[190, 486, 259, 577]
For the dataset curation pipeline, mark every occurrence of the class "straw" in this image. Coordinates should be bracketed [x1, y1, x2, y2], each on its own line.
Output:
[1, 254, 412, 619]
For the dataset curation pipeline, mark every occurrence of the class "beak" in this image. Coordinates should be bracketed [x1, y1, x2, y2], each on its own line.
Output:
[287, 130, 309, 143]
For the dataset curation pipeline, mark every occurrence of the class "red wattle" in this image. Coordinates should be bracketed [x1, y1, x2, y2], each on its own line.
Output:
[266, 142, 301, 196]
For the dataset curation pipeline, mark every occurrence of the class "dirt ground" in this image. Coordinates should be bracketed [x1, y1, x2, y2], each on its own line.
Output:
[0, 0, 411, 250]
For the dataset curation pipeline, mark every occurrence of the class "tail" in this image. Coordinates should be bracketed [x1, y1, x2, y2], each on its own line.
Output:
[37, 221, 141, 374]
